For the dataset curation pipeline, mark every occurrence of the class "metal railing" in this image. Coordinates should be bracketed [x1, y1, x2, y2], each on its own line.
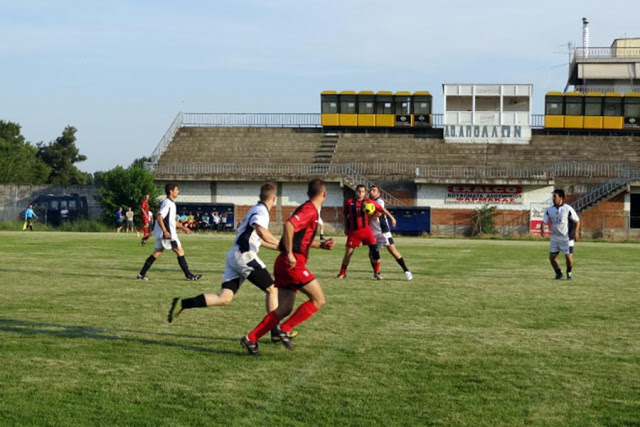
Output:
[152, 162, 631, 181]
[574, 86, 640, 94]
[573, 169, 640, 212]
[151, 112, 184, 163]
[574, 47, 640, 60]
[182, 113, 322, 128]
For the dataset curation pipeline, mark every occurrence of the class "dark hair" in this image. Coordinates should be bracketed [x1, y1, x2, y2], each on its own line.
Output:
[355, 184, 366, 192]
[369, 184, 380, 192]
[259, 183, 276, 202]
[308, 179, 326, 198]
[165, 182, 178, 196]
[553, 189, 565, 199]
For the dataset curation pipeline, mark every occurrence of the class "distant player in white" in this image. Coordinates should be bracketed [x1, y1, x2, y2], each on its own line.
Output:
[367, 185, 412, 281]
[541, 189, 580, 281]
[168, 184, 291, 340]
[137, 183, 202, 281]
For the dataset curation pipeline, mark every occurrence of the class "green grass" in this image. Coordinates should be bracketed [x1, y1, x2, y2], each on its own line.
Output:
[0, 232, 638, 426]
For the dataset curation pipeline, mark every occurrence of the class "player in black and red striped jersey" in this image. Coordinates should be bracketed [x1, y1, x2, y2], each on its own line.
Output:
[337, 184, 396, 279]
[241, 179, 335, 356]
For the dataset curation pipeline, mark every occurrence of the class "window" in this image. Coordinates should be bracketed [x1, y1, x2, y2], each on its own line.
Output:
[565, 100, 583, 116]
[546, 97, 563, 115]
[604, 99, 622, 116]
[340, 101, 356, 114]
[414, 101, 431, 115]
[625, 100, 640, 117]
[358, 101, 374, 114]
[395, 101, 410, 114]
[376, 101, 393, 114]
[321, 101, 337, 114]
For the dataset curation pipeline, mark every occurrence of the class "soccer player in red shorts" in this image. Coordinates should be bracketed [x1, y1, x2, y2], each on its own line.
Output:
[241, 179, 335, 356]
[337, 184, 396, 279]
[137, 194, 151, 246]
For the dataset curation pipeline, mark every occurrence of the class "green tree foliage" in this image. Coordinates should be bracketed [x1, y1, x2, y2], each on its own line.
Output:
[130, 156, 152, 169]
[470, 205, 498, 236]
[37, 126, 89, 185]
[95, 165, 161, 224]
[0, 121, 50, 184]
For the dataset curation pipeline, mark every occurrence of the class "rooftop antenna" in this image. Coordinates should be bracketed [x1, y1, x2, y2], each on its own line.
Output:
[582, 17, 589, 58]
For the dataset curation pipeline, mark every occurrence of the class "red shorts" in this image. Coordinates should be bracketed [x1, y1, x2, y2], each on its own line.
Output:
[346, 228, 376, 248]
[274, 253, 315, 291]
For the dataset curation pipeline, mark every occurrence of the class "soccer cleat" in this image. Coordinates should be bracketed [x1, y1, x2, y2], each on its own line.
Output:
[270, 327, 298, 343]
[567, 272, 573, 281]
[320, 234, 326, 243]
[372, 273, 383, 280]
[270, 327, 294, 350]
[336, 274, 347, 279]
[186, 274, 202, 281]
[141, 238, 146, 247]
[405, 271, 413, 281]
[136, 274, 149, 281]
[167, 298, 182, 323]
[241, 335, 260, 356]
[555, 272, 564, 280]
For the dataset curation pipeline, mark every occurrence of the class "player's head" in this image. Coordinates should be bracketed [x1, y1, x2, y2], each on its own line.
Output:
[144, 194, 149, 201]
[355, 185, 366, 200]
[259, 183, 276, 204]
[308, 178, 326, 201]
[165, 182, 179, 199]
[369, 185, 381, 200]
[553, 189, 565, 205]
[28, 204, 32, 208]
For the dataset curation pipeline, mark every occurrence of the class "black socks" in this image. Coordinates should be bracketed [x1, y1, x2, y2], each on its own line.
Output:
[395, 257, 409, 272]
[181, 294, 207, 309]
[140, 255, 156, 276]
[177, 256, 192, 277]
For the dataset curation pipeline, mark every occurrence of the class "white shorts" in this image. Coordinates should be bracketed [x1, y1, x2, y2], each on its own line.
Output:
[222, 248, 266, 284]
[549, 239, 571, 255]
[373, 231, 395, 248]
[154, 237, 182, 251]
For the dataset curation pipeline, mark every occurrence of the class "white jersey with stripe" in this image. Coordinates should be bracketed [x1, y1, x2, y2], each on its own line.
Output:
[154, 198, 177, 240]
[369, 197, 391, 235]
[233, 202, 270, 253]
[543, 203, 579, 241]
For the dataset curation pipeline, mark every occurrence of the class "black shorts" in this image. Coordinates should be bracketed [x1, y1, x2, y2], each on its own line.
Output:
[222, 259, 274, 293]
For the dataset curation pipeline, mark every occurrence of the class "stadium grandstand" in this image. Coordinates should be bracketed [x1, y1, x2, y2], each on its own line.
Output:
[147, 35, 640, 239]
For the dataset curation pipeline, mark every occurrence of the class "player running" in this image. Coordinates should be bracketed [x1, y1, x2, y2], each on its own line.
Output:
[136, 183, 202, 281]
[241, 179, 335, 356]
[541, 189, 580, 281]
[337, 184, 396, 279]
[137, 194, 151, 246]
[368, 185, 412, 281]
[168, 184, 293, 342]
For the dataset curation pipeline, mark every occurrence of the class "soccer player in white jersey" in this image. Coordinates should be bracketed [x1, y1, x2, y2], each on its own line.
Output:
[541, 189, 580, 280]
[137, 183, 202, 281]
[368, 185, 413, 281]
[167, 184, 291, 340]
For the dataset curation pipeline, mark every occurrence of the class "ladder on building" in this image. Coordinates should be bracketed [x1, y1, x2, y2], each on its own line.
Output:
[572, 168, 640, 212]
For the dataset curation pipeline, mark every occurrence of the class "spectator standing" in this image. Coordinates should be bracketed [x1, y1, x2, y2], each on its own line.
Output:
[125, 207, 135, 233]
[115, 207, 124, 233]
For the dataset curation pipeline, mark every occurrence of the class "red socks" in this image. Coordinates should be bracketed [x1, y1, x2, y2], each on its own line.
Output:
[247, 311, 281, 343]
[373, 260, 381, 274]
[281, 301, 318, 333]
[339, 264, 348, 276]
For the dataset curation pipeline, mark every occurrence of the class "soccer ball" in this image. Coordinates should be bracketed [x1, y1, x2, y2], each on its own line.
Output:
[363, 202, 376, 215]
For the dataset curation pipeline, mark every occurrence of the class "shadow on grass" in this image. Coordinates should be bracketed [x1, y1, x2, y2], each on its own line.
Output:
[0, 318, 240, 355]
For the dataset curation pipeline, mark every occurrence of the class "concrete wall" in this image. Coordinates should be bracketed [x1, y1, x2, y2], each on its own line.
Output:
[0, 185, 101, 221]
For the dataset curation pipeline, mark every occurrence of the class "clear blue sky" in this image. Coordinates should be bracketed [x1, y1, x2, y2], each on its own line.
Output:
[2, 0, 638, 173]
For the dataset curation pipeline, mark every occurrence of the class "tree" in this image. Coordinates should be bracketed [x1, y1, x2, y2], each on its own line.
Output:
[95, 165, 161, 224]
[37, 126, 89, 185]
[470, 205, 498, 236]
[0, 120, 50, 184]
[130, 156, 152, 170]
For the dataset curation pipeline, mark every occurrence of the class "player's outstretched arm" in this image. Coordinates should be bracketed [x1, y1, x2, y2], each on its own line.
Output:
[311, 238, 335, 250]
[254, 224, 280, 250]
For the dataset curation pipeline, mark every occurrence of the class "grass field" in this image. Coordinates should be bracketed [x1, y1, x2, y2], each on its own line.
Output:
[1, 231, 639, 426]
